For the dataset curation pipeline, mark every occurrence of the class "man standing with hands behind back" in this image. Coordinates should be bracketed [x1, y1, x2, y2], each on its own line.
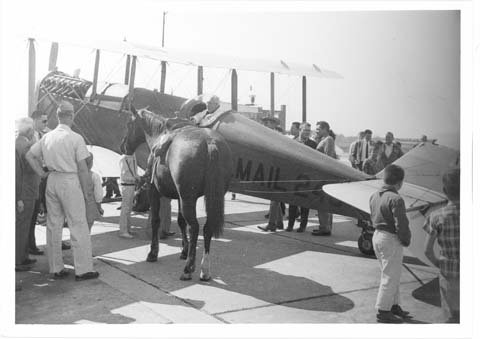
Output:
[26, 101, 99, 281]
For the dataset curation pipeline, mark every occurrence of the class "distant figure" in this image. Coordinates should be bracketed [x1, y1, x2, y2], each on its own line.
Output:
[376, 132, 404, 172]
[363, 140, 383, 175]
[349, 131, 365, 169]
[103, 177, 121, 201]
[286, 122, 317, 233]
[370, 164, 412, 323]
[314, 121, 337, 236]
[423, 167, 460, 323]
[420, 135, 428, 143]
[288, 121, 300, 139]
[15, 117, 40, 271]
[118, 142, 140, 239]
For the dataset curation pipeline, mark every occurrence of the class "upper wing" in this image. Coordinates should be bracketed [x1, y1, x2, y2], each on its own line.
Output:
[32, 37, 342, 79]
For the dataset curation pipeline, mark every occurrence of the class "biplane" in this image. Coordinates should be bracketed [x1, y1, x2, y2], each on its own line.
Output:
[28, 37, 459, 268]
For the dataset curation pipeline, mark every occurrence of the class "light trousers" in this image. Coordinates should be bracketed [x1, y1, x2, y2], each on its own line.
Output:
[45, 173, 93, 275]
[119, 185, 135, 234]
[372, 229, 404, 311]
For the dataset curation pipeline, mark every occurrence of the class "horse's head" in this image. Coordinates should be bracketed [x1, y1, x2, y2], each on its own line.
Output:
[120, 106, 147, 155]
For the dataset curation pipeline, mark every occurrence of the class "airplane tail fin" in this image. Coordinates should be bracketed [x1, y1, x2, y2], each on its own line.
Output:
[378, 142, 459, 193]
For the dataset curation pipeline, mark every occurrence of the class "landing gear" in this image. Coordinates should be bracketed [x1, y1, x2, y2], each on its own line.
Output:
[356, 219, 375, 256]
[357, 231, 374, 256]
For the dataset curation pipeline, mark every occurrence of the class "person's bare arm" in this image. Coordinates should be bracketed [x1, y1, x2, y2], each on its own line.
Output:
[77, 159, 94, 202]
[424, 232, 440, 268]
[25, 150, 47, 179]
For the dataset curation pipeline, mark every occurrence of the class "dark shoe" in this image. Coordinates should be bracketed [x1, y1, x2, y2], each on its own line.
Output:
[75, 271, 100, 281]
[391, 305, 412, 319]
[21, 258, 37, 265]
[114, 194, 122, 198]
[264, 213, 270, 219]
[116, 206, 122, 210]
[257, 225, 276, 232]
[53, 269, 70, 279]
[312, 229, 332, 236]
[61, 242, 71, 250]
[285, 227, 293, 232]
[15, 265, 31, 272]
[277, 225, 284, 230]
[29, 248, 44, 255]
[296, 227, 305, 233]
[376, 310, 403, 323]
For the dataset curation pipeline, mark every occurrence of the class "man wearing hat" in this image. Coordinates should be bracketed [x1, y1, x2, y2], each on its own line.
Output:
[26, 101, 99, 281]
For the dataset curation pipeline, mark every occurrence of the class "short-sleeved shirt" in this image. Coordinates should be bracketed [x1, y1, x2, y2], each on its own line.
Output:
[29, 124, 89, 173]
[423, 202, 460, 278]
[316, 136, 337, 159]
[369, 185, 411, 245]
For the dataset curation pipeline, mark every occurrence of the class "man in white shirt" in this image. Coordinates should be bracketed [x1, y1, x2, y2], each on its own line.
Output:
[358, 129, 374, 171]
[26, 101, 98, 281]
[118, 143, 140, 238]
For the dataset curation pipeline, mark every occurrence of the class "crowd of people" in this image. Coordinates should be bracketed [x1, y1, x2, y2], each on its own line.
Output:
[15, 103, 459, 323]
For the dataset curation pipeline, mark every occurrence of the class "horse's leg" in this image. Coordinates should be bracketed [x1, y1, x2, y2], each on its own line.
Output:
[177, 201, 188, 260]
[179, 199, 199, 281]
[147, 186, 161, 262]
[199, 224, 213, 281]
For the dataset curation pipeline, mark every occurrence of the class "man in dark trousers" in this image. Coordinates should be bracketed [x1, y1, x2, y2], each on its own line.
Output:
[286, 122, 317, 232]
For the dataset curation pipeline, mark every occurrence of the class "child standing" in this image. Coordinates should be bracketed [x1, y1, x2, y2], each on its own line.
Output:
[369, 164, 412, 323]
[423, 167, 460, 323]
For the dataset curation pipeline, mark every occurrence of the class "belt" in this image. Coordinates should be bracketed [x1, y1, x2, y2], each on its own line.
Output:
[120, 183, 136, 186]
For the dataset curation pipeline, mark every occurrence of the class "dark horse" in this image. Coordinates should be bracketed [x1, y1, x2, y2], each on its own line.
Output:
[121, 107, 233, 281]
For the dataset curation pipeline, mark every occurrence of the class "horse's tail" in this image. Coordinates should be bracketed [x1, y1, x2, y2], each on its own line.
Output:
[204, 139, 225, 238]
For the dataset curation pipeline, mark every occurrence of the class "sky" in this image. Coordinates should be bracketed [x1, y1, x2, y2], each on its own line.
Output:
[1, 0, 462, 148]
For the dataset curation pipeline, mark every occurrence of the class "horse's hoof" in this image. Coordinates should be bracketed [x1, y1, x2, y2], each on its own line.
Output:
[146, 253, 158, 262]
[199, 273, 211, 282]
[180, 273, 192, 281]
[180, 253, 187, 260]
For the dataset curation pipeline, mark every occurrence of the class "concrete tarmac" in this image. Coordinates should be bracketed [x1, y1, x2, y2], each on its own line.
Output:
[16, 194, 444, 324]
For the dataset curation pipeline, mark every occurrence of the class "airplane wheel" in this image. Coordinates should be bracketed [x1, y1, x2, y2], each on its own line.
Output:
[358, 233, 375, 256]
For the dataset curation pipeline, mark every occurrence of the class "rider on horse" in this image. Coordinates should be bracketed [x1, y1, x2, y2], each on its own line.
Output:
[152, 94, 221, 164]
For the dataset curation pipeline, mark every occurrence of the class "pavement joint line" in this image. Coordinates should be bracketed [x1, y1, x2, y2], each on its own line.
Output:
[225, 221, 360, 256]
[97, 258, 230, 324]
[212, 280, 429, 317]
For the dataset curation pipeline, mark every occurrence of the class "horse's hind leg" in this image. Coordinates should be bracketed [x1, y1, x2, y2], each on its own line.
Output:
[199, 225, 213, 281]
[177, 205, 188, 260]
[147, 187, 161, 262]
[179, 199, 199, 281]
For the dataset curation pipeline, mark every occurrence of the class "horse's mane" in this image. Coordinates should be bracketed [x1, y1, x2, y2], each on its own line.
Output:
[138, 108, 166, 136]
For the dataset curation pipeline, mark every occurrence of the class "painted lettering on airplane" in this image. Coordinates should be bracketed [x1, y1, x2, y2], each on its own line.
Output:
[235, 157, 286, 191]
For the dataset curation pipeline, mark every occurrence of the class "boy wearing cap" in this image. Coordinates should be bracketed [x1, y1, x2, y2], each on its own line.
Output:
[369, 164, 412, 323]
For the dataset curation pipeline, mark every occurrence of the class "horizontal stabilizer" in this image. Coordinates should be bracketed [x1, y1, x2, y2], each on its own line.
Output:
[323, 180, 446, 215]
[323, 180, 445, 267]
